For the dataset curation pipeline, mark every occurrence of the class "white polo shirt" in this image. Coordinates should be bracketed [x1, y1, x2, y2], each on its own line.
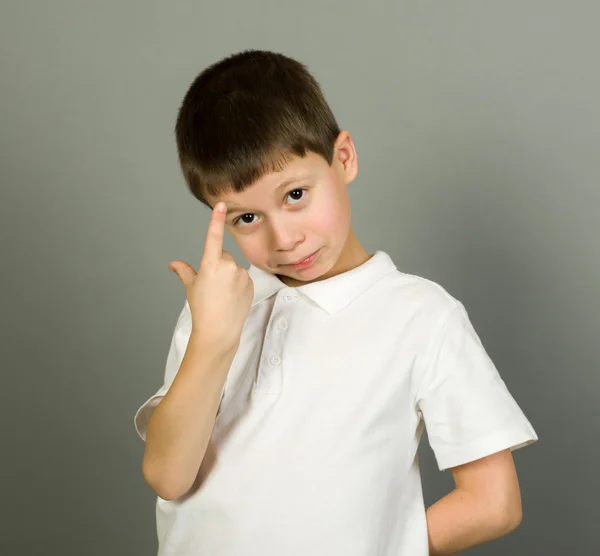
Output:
[134, 250, 538, 556]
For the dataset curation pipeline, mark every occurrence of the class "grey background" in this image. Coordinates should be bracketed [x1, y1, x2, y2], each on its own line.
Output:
[1, 1, 598, 554]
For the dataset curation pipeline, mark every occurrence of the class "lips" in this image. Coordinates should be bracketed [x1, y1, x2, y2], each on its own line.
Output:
[283, 249, 318, 266]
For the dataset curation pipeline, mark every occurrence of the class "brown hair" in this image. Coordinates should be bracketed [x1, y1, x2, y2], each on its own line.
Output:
[174, 50, 341, 208]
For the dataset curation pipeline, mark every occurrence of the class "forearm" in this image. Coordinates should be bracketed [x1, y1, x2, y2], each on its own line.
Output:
[143, 335, 237, 500]
[426, 487, 519, 556]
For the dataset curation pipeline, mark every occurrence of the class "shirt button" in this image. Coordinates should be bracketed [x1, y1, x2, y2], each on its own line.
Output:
[283, 292, 298, 302]
[277, 320, 288, 330]
[269, 355, 281, 366]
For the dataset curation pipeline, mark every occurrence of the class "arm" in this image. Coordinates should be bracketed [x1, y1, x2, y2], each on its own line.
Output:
[142, 336, 237, 501]
[426, 449, 523, 556]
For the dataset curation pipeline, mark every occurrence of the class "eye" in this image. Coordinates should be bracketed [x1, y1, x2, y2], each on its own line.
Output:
[233, 188, 308, 228]
[286, 188, 306, 204]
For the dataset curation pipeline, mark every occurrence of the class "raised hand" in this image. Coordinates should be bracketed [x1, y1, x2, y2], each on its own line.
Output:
[168, 202, 254, 350]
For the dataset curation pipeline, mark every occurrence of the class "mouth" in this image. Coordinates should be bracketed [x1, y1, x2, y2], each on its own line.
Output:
[281, 248, 321, 268]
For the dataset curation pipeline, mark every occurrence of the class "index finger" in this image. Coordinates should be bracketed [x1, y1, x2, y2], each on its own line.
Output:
[202, 202, 227, 265]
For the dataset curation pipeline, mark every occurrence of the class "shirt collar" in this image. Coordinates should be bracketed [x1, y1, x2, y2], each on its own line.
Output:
[247, 250, 397, 315]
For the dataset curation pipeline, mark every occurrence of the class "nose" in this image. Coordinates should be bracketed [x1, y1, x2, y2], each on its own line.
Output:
[269, 216, 304, 251]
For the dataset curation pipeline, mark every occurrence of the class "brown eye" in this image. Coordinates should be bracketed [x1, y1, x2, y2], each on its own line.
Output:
[288, 188, 305, 203]
[234, 214, 257, 226]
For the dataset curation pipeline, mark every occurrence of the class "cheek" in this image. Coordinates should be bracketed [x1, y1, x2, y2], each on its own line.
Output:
[235, 238, 268, 262]
[312, 213, 338, 234]
[311, 197, 349, 234]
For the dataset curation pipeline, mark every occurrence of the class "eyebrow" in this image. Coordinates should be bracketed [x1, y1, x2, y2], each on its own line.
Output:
[225, 175, 311, 216]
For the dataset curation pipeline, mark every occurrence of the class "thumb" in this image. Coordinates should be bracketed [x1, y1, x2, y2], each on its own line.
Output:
[168, 261, 196, 288]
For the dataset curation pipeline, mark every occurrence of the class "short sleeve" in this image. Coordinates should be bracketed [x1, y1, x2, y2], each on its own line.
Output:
[415, 302, 538, 471]
[133, 300, 226, 441]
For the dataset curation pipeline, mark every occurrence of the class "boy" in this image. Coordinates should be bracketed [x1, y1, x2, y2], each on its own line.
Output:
[134, 50, 538, 555]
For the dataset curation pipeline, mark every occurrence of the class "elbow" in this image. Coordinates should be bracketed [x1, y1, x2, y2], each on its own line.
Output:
[495, 497, 523, 535]
[142, 457, 191, 501]
[505, 489, 523, 532]
[504, 505, 523, 533]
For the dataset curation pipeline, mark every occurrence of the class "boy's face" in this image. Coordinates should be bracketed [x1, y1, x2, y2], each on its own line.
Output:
[206, 131, 370, 287]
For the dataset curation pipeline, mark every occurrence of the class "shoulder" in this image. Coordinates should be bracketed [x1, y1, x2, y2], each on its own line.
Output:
[377, 268, 461, 326]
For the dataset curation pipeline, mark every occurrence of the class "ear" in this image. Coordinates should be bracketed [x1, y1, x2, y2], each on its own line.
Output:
[334, 130, 358, 184]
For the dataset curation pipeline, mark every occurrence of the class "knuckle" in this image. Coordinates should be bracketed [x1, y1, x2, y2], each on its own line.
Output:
[225, 261, 239, 273]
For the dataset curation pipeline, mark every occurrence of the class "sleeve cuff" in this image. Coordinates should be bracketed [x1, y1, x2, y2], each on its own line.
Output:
[434, 425, 539, 471]
[133, 393, 165, 442]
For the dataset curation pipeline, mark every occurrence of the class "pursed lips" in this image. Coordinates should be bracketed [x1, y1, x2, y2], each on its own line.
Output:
[281, 249, 319, 266]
